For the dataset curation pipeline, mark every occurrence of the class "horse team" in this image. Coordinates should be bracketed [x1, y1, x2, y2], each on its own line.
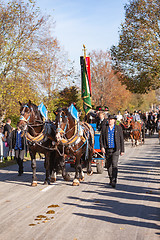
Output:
[18, 100, 94, 187]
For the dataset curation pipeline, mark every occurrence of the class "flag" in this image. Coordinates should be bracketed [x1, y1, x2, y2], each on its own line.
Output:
[86, 56, 92, 96]
[38, 102, 48, 120]
[68, 103, 79, 121]
[80, 56, 92, 114]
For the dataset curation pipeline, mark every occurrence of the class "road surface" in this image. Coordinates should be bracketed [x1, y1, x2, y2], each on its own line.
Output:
[0, 134, 160, 240]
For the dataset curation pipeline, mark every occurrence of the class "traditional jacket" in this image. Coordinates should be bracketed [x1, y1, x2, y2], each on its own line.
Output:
[11, 129, 26, 151]
[99, 124, 124, 154]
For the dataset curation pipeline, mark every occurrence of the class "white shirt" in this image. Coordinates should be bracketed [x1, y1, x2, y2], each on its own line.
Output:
[0, 133, 4, 157]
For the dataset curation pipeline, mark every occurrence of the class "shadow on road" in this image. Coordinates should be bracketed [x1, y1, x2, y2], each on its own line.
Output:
[0, 159, 47, 186]
[64, 136, 160, 233]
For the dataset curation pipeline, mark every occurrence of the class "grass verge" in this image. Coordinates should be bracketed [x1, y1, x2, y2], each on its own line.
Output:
[0, 154, 31, 169]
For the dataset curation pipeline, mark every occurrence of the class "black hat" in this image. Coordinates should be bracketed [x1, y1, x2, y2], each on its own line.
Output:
[108, 114, 117, 120]
[105, 106, 109, 111]
[96, 106, 101, 111]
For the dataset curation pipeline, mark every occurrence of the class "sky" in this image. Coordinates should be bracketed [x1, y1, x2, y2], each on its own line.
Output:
[34, 0, 129, 70]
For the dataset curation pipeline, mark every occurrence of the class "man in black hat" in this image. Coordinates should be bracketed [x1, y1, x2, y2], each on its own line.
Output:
[100, 114, 124, 188]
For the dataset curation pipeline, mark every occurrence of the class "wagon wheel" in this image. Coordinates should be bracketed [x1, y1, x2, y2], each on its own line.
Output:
[96, 159, 104, 174]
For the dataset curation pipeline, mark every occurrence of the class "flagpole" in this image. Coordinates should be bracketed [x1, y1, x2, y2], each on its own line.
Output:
[83, 44, 86, 58]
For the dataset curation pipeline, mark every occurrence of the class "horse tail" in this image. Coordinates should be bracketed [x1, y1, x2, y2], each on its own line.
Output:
[81, 122, 94, 147]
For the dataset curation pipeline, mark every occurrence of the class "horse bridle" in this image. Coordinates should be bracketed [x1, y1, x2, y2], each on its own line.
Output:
[56, 111, 68, 136]
[20, 105, 32, 122]
[20, 105, 43, 126]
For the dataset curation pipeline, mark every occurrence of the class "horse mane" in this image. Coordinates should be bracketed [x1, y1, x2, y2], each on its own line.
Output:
[31, 103, 43, 120]
[57, 107, 72, 118]
[63, 108, 74, 121]
[22, 101, 43, 121]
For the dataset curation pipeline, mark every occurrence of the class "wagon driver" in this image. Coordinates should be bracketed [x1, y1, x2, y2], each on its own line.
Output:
[100, 114, 124, 188]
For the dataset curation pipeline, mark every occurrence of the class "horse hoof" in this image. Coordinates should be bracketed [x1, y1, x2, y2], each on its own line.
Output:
[72, 179, 80, 186]
[79, 177, 84, 182]
[43, 181, 50, 185]
[50, 178, 56, 183]
[64, 174, 70, 181]
[31, 181, 37, 187]
[87, 170, 93, 176]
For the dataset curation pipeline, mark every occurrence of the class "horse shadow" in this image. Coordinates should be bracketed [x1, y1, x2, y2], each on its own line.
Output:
[0, 159, 49, 186]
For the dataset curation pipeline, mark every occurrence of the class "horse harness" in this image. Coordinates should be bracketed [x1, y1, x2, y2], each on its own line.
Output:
[130, 123, 141, 140]
[56, 113, 94, 154]
[20, 104, 53, 149]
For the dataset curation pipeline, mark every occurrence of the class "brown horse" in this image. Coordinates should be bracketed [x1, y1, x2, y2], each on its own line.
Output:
[53, 107, 94, 186]
[130, 121, 142, 146]
[18, 100, 56, 186]
[120, 120, 131, 141]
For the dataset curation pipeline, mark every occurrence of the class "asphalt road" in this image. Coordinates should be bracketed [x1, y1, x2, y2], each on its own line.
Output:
[0, 134, 160, 240]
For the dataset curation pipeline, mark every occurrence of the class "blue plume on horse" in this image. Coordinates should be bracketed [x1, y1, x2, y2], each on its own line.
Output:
[68, 104, 79, 121]
[38, 102, 48, 120]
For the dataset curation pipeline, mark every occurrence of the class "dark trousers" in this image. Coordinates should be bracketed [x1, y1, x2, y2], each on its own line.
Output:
[15, 149, 24, 174]
[105, 148, 119, 183]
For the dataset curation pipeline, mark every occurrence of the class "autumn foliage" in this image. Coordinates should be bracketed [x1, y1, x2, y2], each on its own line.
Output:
[89, 50, 132, 113]
[111, 0, 160, 93]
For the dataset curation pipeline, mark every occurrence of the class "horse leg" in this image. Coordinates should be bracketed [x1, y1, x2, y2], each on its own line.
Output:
[77, 153, 85, 182]
[142, 129, 144, 144]
[49, 152, 56, 183]
[79, 160, 85, 182]
[72, 157, 81, 186]
[59, 155, 70, 181]
[87, 150, 93, 176]
[49, 151, 57, 183]
[50, 170, 56, 183]
[30, 150, 37, 187]
[79, 165, 85, 182]
[43, 153, 50, 185]
[130, 134, 133, 146]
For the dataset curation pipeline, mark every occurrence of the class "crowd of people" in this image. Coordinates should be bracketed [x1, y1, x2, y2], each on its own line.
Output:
[87, 107, 160, 133]
[0, 119, 27, 176]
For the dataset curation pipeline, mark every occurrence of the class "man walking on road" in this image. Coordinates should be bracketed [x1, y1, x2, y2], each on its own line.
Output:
[100, 115, 124, 188]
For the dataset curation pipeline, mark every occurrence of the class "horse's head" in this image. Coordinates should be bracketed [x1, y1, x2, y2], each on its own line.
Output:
[126, 117, 133, 128]
[18, 100, 32, 130]
[43, 121, 57, 142]
[19, 100, 43, 131]
[53, 108, 69, 142]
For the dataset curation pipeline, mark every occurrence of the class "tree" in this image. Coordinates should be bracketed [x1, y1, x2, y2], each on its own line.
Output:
[42, 86, 83, 120]
[0, 0, 76, 120]
[89, 50, 132, 113]
[28, 35, 76, 98]
[111, 0, 160, 93]
[0, 0, 48, 117]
